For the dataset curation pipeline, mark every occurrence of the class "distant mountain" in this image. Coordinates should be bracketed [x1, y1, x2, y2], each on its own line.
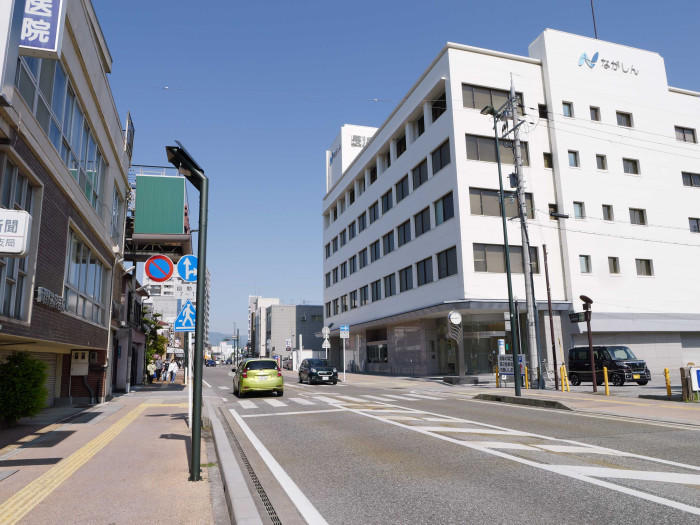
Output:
[209, 331, 231, 346]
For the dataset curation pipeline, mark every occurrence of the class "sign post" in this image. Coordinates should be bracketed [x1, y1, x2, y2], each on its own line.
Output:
[340, 325, 349, 382]
[321, 326, 330, 360]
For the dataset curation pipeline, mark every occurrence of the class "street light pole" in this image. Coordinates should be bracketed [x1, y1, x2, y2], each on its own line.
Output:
[166, 141, 208, 482]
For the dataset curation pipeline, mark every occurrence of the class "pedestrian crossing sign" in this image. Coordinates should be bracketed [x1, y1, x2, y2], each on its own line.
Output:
[174, 300, 196, 332]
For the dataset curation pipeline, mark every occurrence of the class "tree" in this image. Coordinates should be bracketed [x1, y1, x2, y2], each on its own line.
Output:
[0, 352, 48, 426]
[142, 307, 168, 363]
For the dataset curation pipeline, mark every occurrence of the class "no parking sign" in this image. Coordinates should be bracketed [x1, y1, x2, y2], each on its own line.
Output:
[144, 255, 174, 282]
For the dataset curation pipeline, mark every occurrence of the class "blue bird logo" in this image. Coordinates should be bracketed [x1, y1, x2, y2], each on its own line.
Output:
[578, 51, 599, 68]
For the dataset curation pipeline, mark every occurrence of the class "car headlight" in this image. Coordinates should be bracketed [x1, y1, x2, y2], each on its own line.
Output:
[311, 368, 317, 373]
[333, 368, 337, 373]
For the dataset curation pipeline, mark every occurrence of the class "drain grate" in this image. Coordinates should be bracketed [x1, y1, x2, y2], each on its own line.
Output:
[219, 407, 281, 525]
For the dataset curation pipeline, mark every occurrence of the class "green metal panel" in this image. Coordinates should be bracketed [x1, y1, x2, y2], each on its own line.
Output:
[134, 176, 185, 234]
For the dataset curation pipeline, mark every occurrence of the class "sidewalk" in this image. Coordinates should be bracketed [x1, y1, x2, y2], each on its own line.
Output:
[0, 373, 216, 525]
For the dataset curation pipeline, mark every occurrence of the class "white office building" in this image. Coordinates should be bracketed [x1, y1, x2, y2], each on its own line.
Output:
[322, 29, 700, 378]
[248, 295, 280, 357]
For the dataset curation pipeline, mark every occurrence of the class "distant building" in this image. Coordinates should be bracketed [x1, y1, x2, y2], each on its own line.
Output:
[248, 295, 279, 356]
[265, 304, 324, 359]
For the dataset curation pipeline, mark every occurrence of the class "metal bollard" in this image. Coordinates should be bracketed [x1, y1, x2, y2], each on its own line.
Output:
[496, 366, 500, 388]
[524, 366, 530, 389]
[563, 367, 570, 392]
[664, 368, 671, 397]
[603, 366, 610, 396]
[560, 366, 565, 392]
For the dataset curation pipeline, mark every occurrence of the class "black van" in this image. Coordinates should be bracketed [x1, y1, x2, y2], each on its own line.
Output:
[567, 346, 651, 386]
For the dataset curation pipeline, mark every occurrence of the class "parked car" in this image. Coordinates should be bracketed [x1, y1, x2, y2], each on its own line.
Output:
[205, 359, 216, 367]
[282, 358, 293, 370]
[567, 346, 651, 386]
[298, 359, 337, 385]
[233, 358, 283, 397]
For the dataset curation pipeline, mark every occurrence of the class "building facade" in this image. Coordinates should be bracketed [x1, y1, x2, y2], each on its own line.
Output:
[322, 29, 700, 378]
[247, 295, 280, 357]
[265, 304, 324, 360]
[0, 1, 131, 405]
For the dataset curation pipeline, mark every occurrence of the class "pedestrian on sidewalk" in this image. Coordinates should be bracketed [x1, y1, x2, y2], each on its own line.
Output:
[146, 361, 156, 384]
[155, 358, 163, 381]
[168, 360, 179, 384]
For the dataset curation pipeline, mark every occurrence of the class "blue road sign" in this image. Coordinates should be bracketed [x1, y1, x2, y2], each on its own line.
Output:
[177, 255, 198, 283]
[174, 300, 196, 332]
[340, 324, 350, 339]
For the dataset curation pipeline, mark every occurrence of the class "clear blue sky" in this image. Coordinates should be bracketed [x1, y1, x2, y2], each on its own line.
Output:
[94, 0, 700, 337]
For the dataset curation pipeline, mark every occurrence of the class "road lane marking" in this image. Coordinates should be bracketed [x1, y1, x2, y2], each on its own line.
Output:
[203, 380, 212, 388]
[263, 399, 286, 407]
[470, 442, 538, 450]
[334, 395, 366, 403]
[550, 466, 700, 485]
[290, 398, 315, 406]
[360, 395, 395, 402]
[536, 445, 632, 455]
[420, 427, 530, 436]
[229, 408, 329, 524]
[0, 403, 147, 524]
[404, 393, 443, 400]
[383, 394, 416, 401]
[242, 409, 345, 418]
[238, 400, 256, 409]
[221, 397, 228, 402]
[218, 386, 228, 390]
[311, 395, 340, 404]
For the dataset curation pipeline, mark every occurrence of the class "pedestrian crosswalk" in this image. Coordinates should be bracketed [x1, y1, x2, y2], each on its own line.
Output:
[231, 392, 446, 411]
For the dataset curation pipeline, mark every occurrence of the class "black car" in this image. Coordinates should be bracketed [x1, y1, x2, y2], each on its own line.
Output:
[567, 345, 651, 386]
[298, 359, 338, 385]
[205, 359, 216, 367]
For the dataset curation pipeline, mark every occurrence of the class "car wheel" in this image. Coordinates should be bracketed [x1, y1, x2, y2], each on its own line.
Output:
[611, 374, 625, 387]
[277, 390, 284, 397]
[636, 380, 648, 386]
[233, 383, 238, 396]
[298, 374, 302, 383]
[307, 376, 313, 385]
[332, 380, 337, 385]
[569, 373, 581, 386]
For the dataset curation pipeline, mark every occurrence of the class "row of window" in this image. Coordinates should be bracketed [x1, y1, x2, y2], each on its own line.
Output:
[564, 150, 640, 174]
[326, 91, 447, 226]
[578, 255, 654, 276]
[325, 247, 458, 317]
[325, 140, 451, 259]
[325, 193, 455, 288]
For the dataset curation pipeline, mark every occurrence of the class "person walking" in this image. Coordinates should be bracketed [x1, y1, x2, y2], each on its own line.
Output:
[146, 361, 156, 384]
[168, 359, 179, 384]
[155, 359, 163, 381]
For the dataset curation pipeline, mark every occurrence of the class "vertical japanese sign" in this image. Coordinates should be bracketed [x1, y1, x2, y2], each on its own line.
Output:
[19, 0, 66, 59]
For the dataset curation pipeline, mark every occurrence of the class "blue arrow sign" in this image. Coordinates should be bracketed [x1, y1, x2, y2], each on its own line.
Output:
[174, 300, 196, 332]
[177, 255, 198, 283]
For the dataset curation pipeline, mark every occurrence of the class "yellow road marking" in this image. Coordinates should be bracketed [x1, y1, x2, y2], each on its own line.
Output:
[0, 404, 147, 525]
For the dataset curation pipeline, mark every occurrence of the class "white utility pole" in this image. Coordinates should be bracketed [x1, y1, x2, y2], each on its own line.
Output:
[510, 74, 539, 386]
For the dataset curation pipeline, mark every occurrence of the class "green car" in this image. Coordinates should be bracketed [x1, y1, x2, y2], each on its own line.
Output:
[233, 358, 283, 397]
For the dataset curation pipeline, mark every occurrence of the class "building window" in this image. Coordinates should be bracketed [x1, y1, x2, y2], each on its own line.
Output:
[396, 175, 409, 203]
[332, 236, 338, 253]
[431, 91, 446, 121]
[568, 150, 579, 167]
[682, 172, 700, 187]
[469, 187, 533, 219]
[382, 231, 394, 255]
[466, 134, 529, 165]
[349, 188, 355, 204]
[414, 115, 425, 137]
[383, 274, 396, 297]
[369, 166, 377, 184]
[341, 295, 348, 312]
[340, 262, 347, 279]
[412, 159, 428, 190]
[431, 140, 451, 174]
[397, 219, 411, 246]
[332, 267, 338, 284]
[332, 206, 337, 221]
[590, 106, 601, 121]
[623, 158, 640, 175]
[472, 244, 539, 273]
[596, 154, 607, 170]
[414, 207, 431, 237]
[538, 104, 548, 119]
[602, 204, 614, 221]
[358, 177, 366, 195]
[339, 199, 345, 214]
[562, 101, 574, 117]
[325, 243, 330, 259]
[111, 187, 124, 241]
[339, 230, 346, 247]
[371, 280, 382, 301]
[370, 240, 381, 262]
[608, 257, 620, 274]
[149, 285, 161, 296]
[369, 201, 379, 224]
[574, 201, 586, 219]
[437, 246, 458, 279]
[16, 57, 105, 212]
[616, 111, 633, 127]
[635, 259, 653, 276]
[325, 302, 331, 317]
[349, 255, 357, 274]
[397, 266, 413, 293]
[358, 212, 367, 232]
[629, 208, 647, 225]
[579, 255, 592, 274]
[348, 221, 356, 240]
[325, 272, 331, 288]
[384, 151, 391, 170]
[350, 290, 357, 309]
[416, 257, 433, 286]
[435, 192, 454, 225]
[359, 248, 368, 269]
[396, 135, 406, 157]
[543, 152, 553, 168]
[64, 230, 107, 324]
[381, 190, 393, 214]
[360, 285, 369, 306]
[462, 84, 523, 115]
[333, 299, 339, 315]
[675, 126, 697, 143]
[690, 218, 700, 233]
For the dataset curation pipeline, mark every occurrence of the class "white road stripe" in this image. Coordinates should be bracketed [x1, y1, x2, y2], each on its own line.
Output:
[360, 395, 394, 402]
[311, 395, 340, 404]
[423, 417, 457, 423]
[290, 398, 315, 406]
[552, 466, 700, 485]
[218, 386, 228, 390]
[471, 442, 538, 450]
[404, 393, 442, 400]
[334, 395, 367, 403]
[383, 394, 416, 401]
[238, 400, 256, 409]
[263, 399, 287, 407]
[221, 397, 227, 402]
[203, 380, 212, 388]
[536, 445, 631, 455]
[421, 427, 530, 436]
[229, 409, 329, 524]
[243, 409, 345, 418]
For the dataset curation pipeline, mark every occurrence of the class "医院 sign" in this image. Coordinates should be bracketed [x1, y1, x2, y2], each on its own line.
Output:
[0, 209, 31, 256]
[19, 0, 66, 59]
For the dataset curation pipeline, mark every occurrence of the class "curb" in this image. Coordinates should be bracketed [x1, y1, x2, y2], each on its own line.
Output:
[474, 393, 572, 410]
[204, 399, 263, 525]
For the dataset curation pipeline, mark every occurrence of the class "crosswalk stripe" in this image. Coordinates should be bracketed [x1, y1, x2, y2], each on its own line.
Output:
[403, 393, 442, 400]
[420, 426, 529, 436]
[471, 442, 538, 450]
[263, 399, 287, 407]
[335, 395, 367, 403]
[535, 445, 631, 455]
[360, 395, 394, 402]
[218, 386, 229, 390]
[290, 398, 315, 406]
[311, 396, 341, 404]
[238, 400, 256, 409]
[383, 394, 416, 401]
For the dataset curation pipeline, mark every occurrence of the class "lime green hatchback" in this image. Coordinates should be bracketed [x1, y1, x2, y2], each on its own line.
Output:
[233, 359, 283, 397]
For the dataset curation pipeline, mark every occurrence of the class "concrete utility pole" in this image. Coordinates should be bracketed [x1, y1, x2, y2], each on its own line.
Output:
[510, 75, 539, 387]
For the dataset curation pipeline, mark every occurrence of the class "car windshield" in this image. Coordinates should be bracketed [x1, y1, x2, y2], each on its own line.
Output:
[607, 346, 637, 360]
[246, 360, 278, 370]
[308, 359, 329, 367]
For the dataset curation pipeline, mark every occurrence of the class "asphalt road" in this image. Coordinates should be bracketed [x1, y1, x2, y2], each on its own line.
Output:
[203, 366, 700, 524]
